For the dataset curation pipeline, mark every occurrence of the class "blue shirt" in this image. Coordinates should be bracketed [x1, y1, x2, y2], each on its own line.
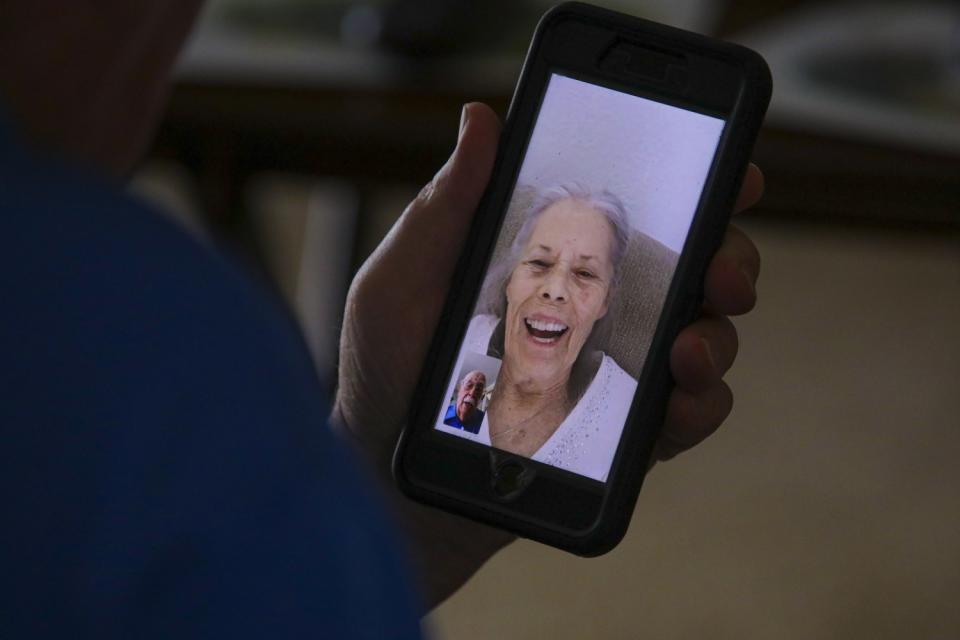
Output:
[443, 404, 484, 434]
[0, 112, 421, 638]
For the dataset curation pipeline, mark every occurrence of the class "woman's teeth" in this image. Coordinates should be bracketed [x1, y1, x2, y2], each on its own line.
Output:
[526, 319, 568, 332]
[524, 318, 569, 342]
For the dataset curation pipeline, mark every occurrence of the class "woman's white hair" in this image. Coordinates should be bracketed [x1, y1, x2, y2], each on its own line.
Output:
[478, 182, 630, 320]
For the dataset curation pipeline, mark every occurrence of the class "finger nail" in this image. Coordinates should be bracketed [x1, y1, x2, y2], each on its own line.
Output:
[458, 103, 470, 143]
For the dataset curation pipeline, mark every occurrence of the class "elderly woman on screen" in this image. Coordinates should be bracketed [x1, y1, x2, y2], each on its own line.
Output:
[462, 184, 638, 481]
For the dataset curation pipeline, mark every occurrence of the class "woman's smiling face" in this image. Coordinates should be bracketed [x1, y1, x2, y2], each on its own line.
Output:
[503, 199, 615, 393]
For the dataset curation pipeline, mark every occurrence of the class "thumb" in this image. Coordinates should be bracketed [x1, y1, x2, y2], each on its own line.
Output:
[367, 102, 501, 290]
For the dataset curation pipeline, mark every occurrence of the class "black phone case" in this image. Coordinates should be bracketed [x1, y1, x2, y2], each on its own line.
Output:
[393, 2, 771, 555]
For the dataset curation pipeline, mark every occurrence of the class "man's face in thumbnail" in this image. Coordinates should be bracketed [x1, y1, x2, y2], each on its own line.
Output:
[456, 370, 486, 422]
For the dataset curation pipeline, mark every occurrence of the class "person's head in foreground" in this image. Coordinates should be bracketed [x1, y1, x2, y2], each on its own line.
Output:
[455, 370, 486, 423]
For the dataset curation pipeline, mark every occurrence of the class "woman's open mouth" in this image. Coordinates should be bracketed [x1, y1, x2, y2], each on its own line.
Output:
[524, 318, 569, 344]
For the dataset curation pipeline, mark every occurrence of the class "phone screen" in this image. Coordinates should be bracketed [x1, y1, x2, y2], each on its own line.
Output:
[435, 73, 725, 482]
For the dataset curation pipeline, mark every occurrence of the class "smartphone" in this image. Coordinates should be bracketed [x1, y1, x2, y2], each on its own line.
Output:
[393, 2, 771, 555]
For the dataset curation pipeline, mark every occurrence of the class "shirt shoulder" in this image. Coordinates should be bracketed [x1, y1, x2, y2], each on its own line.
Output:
[535, 353, 636, 481]
[443, 404, 460, 426]
[601, 353, 639, 394]
[0, 128, 422, 638]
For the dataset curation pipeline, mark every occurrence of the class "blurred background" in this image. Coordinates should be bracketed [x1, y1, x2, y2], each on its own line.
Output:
[135, 0, 960, 637]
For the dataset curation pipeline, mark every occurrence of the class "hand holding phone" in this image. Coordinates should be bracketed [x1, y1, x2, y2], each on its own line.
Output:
[335, 2, 768, 601]
[334, 112, 762, 604]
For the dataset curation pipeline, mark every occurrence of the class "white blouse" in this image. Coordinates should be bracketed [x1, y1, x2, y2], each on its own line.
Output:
[442, 314, 638, 482]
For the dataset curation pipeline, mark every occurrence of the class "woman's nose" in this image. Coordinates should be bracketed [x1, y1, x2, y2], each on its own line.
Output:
[539, 270, 569, 302]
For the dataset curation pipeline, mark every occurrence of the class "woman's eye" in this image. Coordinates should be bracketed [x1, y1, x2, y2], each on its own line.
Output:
[527, 259, 550, 269]
[576, 270, 595, 279]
